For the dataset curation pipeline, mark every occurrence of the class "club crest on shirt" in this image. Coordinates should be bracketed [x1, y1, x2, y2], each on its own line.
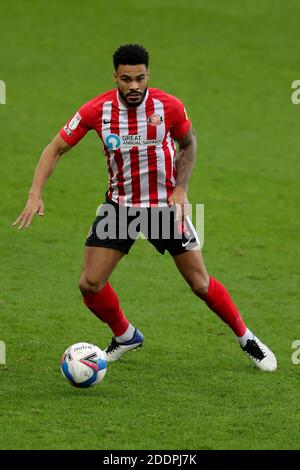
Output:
[147, 113, 164, 126]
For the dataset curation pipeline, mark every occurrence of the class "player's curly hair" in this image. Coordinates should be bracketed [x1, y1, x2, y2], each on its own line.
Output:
[113, 44, 149, 70]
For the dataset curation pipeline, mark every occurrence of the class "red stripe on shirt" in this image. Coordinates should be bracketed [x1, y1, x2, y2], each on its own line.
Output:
[127, 108, 140, 206]
[110, 99, 125, 203]
[145, 96, 158, 207]
[99, 102, 114, 200]
[170, 135, 177, 188]
[104, 147, 114, 200]
[162, 132, 174, 200]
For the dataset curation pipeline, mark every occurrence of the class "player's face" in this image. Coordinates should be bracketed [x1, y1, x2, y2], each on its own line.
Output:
[114, 64, 148, 107]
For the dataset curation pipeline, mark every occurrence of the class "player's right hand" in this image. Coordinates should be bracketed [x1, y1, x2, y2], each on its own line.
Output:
[12, 194, 45, 229]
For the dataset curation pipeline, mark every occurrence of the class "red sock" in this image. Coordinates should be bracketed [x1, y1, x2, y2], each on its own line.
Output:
[202, 276, 246, 336]
[83, 282, 129, 336]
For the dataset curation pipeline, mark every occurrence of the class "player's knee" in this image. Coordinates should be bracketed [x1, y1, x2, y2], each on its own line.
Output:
[191, 274, 210, 298]
[79, 274, 104, 295]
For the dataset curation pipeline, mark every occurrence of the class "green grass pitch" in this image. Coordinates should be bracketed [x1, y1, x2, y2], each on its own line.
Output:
[0, 0, 299, 450]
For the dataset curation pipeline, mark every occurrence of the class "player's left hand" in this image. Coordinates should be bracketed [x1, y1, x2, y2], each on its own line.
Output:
[168, 186, 190, 221]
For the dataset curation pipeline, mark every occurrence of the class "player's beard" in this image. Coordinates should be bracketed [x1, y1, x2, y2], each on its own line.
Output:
[119, 87, 148, 108]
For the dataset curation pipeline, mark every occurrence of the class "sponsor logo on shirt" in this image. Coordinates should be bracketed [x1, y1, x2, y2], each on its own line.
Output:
[147, 113, 164, 126]
[105, 134, 121, 150]
[122, 135, 162, 148]
[68, 112, 81, 130]
[105, 133, 162, 150]
[64, 125, 73, 137]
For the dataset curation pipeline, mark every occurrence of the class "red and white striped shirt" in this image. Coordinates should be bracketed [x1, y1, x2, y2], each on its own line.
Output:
[59, 88, 191, 207]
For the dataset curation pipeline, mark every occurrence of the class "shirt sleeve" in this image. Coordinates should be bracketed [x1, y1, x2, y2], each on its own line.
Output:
[170, 97, 191, 140]
[59, 101, 96, 146]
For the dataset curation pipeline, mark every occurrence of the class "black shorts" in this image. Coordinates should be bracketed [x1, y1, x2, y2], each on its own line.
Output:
[85, 195, 200, 256]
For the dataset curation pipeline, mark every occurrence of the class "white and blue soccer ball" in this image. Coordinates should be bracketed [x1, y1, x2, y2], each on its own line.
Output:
[60, 342, 107, 388]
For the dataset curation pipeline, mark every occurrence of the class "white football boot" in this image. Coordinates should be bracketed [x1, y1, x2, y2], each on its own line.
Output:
[241, 334, 277, 371]
[104, 328, 144, 362]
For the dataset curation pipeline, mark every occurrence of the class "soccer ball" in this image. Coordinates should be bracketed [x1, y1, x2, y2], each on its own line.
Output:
[60, 342, 107, 388]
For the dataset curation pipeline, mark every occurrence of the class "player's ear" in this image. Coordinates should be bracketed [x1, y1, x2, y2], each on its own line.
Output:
[113, 71, 117, 83]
